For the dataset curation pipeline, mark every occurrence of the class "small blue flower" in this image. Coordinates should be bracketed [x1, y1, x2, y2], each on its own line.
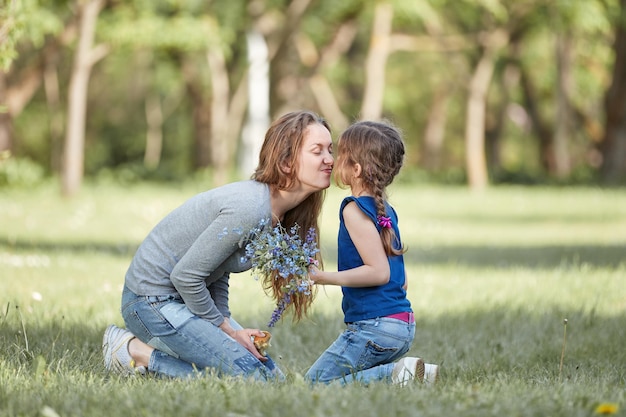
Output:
[241, 220, 318, 327]
[217, 227, 230, 240]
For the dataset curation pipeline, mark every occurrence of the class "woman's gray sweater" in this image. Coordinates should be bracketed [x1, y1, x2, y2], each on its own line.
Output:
[124, 180, 271, 327]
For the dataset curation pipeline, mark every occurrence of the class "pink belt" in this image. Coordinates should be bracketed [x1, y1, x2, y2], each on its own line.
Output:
[386, 312, 414, 323]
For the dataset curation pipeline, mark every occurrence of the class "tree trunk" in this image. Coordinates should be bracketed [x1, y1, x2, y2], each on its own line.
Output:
[484, 77, 506, 176]
[361, 2, 393, 120]
[180, 56, 212, 171]
[144, 92, 163, 170]
[226, 74, 249, 172]
[465, 51, 493, 190]
[2, 63, 45, 154]
[518, 65, 553, 173]
[0, 72, 13, 153]
[485, 63, 519, 176]
[207, 46, 231, 186]
[465, 30, 507, 190]
[422, 86, 449, 171]
[296, 19, 358, 132]
[601, 0, 626, 183]
[264, 0, 313, 113]
[553, 32, 573, 178]
[44, 48, 64, 174]
[1, 19, 76, 158]
[241, 29, 270, 178]
[206, 44, 250, 184]
[309, 74, 349, 131]
[61, 0, 107, 197]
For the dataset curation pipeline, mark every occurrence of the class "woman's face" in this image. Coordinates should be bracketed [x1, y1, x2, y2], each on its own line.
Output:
[294, 123, 334, 193]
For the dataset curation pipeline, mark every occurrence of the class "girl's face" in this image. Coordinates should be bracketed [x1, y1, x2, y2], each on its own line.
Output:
[295, 123, 334, 193]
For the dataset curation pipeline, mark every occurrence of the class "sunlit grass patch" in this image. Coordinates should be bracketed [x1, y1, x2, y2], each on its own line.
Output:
[0, 183, 624, 416]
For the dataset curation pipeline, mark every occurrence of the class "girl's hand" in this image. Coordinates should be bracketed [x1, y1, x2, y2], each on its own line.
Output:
[308, 264, 324, 285]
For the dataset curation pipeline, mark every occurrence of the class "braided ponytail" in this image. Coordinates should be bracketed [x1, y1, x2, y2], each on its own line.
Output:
[336, 120, 406, 256]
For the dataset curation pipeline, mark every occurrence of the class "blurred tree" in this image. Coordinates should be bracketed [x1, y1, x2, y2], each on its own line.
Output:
[2, 0, 622, 189]
[426, 0, 614, 185]
[465, 28, 509, 190]
[62, 0, 108, 197]
[385, 0, 467, 173]
[553, 30, 573, 178]
[292, 9, 358, 132]
[257, 0, 316, 115]
[524, 0, 610, 180]
[601, 0, 626, 183]
[97, 0, 247, 185]
[0, 0, 24, 71]
[426, 0, 511, 189]
[240, 28, 269, 177]
[0, 0, 70, 158]
[361, 1, 393, 120]
[0, 0, 24, 154]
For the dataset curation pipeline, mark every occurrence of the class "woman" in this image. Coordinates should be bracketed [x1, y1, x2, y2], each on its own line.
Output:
[103, 110, 334, 380]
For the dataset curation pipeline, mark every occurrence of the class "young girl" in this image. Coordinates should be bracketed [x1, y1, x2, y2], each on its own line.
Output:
[306, 120, 438, 386]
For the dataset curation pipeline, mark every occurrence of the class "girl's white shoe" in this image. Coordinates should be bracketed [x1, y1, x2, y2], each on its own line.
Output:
[392, 357, 439, 386]
[424, 363, 439, 385]
[392, 357, 425, 386]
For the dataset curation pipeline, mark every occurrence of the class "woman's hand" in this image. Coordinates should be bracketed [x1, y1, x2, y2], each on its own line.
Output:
[233, 329, 268, 362]
[220, 318, 268, 361]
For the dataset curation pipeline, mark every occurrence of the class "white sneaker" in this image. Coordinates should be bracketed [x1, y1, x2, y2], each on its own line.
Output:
[424, 363, 439, 385]
[102, 325, 146, 376]
[392, 357, 425, 386]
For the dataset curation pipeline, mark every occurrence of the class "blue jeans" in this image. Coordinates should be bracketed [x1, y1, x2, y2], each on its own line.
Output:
[121, 285, 284, 381]
[305, 317, 415, 385]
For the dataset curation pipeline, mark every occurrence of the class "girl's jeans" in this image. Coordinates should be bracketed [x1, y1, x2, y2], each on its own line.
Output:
[121, 285, 284, 381]
[305, 317, 415, 385]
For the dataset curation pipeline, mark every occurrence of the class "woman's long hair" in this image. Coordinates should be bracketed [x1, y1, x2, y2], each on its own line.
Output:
[252, 110, 331, 322]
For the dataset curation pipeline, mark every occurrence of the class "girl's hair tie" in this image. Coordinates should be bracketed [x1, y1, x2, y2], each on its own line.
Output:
[377, 215, 392, 229]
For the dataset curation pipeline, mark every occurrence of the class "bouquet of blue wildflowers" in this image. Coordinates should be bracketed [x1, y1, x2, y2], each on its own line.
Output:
[243, 219, 319, 327]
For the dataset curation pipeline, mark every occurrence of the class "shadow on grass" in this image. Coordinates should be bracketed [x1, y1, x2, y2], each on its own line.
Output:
[1, 306, 624, 417]
[283, 307, 626, 382]
[322, 242, 626, 269]
[4, 235, 625, 269]
[406, 244, 626, 269]
[1, 304, 624, 384]
[0, 236, 139, 257]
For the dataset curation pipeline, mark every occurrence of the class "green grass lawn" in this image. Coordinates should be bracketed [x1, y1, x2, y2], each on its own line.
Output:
[1, 182, 624, 417]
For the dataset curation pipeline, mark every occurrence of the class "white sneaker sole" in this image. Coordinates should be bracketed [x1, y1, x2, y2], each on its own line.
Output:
[424, 363, 439, 385]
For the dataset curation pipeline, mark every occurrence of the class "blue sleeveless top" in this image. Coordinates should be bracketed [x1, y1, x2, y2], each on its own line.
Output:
[338, 196, 411, 323]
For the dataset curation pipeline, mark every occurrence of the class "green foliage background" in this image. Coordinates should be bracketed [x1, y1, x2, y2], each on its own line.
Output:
[3, 0, 624, 185]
